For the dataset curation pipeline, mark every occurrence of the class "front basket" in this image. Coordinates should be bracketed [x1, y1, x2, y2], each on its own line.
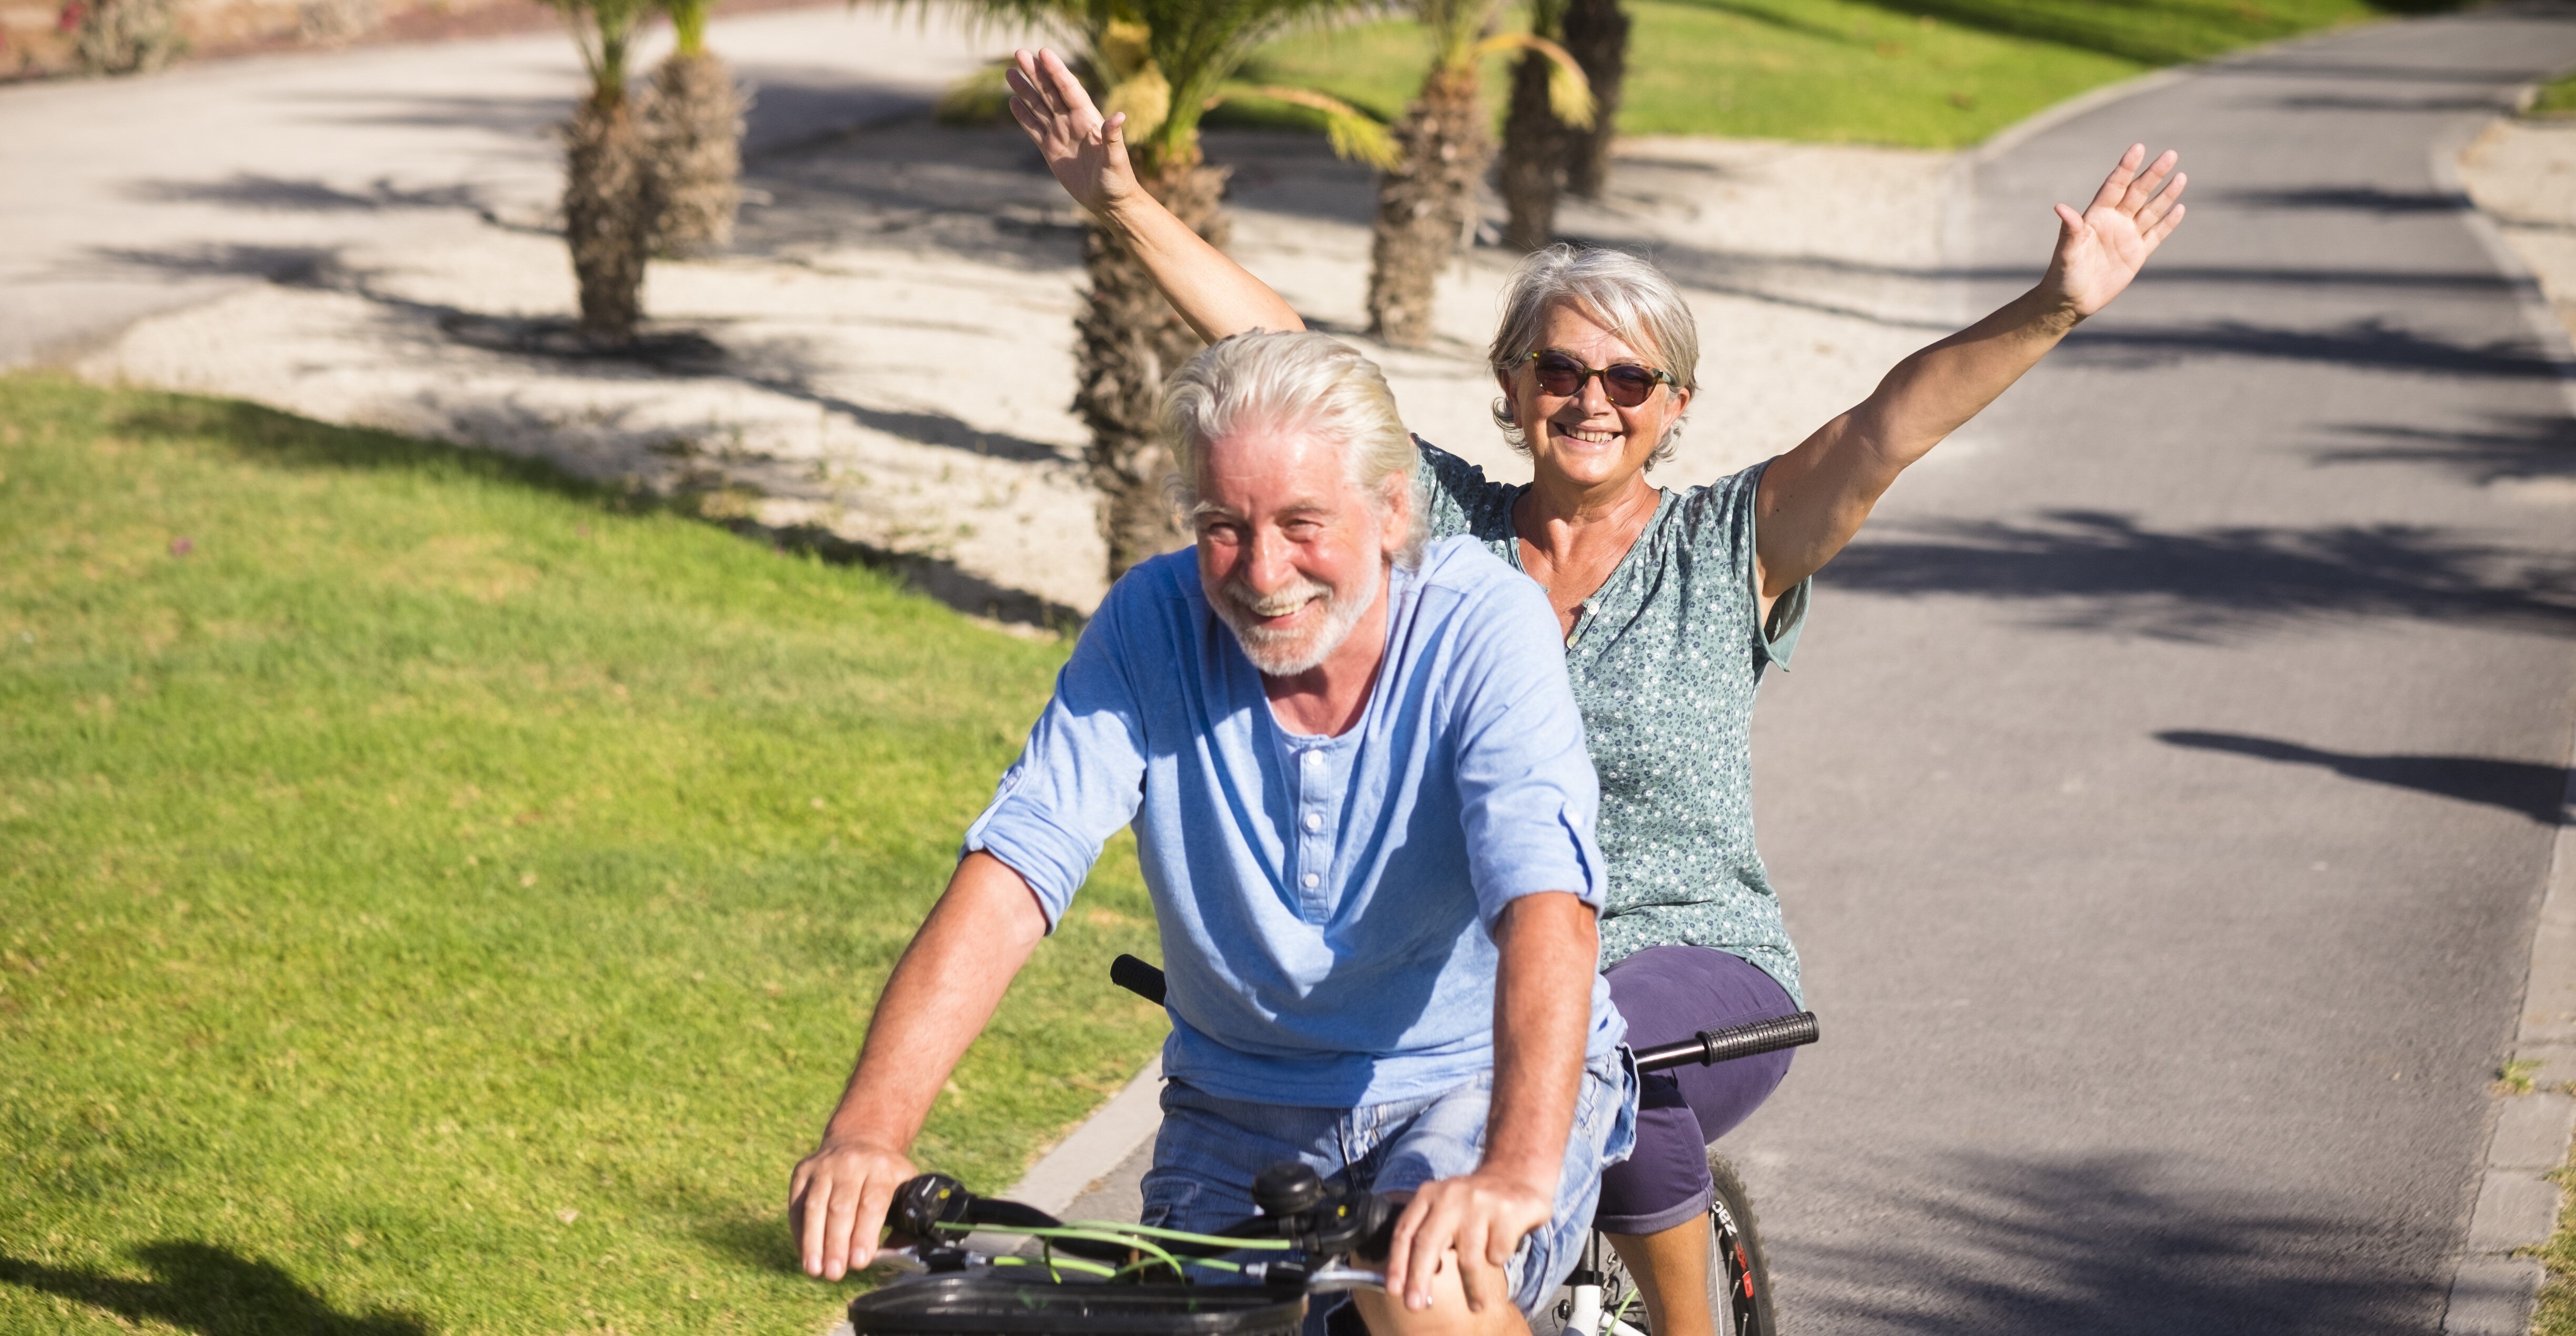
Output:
[848, 1275, 1307, 1336]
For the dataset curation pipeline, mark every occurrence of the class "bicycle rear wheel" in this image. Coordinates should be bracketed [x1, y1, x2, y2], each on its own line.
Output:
[1703, 1152, 1775, 1336]
[1592, 1151, 1776, 1336]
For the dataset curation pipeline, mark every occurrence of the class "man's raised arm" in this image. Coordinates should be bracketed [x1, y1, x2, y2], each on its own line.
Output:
[789, 851, 1050, 1280]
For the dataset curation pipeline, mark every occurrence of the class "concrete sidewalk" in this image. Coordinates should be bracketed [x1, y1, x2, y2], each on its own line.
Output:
[0, 3, 1013, 368]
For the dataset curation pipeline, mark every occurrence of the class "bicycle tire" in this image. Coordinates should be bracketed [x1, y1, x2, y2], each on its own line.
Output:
[1590, 1151, 1776, 1336]
[1704, 1152, 1776, 1336]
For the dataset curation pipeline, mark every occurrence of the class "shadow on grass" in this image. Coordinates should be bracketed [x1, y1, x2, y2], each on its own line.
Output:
[106, 389, 618, 506]
[693, 1210, 806, 1277]
[1819, 0, 2470, 67]
[96, 391, 1084, 632]
[2156, 730, 2571, 825]
[0, 1242, 431, 1336]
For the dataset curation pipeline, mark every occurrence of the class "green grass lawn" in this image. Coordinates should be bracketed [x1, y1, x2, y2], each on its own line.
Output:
[0, 374, 1165, 1334]
[2533, 71, 2576, 116]
[1225, 0, 2464, 147]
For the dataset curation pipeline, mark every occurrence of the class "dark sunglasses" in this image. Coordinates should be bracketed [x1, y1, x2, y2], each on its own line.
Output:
[1524, 350, 1675, 408]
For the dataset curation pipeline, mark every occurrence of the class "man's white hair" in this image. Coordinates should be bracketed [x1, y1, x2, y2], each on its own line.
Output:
[1163, 330, 1426, 567]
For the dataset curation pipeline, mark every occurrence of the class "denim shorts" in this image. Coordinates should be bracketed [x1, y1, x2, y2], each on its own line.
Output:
[1140, 1052, 1639, 1331]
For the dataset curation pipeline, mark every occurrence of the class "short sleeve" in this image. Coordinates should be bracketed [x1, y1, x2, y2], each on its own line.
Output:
[1438, 570, 1607, 925]
[1686, 457, 1810, 675]
[959, 579, 1154, 930]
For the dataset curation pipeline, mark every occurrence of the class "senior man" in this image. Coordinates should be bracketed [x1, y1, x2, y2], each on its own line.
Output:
[790, 330, 1636, 1336]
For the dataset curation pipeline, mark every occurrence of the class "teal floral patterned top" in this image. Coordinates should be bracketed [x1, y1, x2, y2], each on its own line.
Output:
[1414, 441, 1810, 1004]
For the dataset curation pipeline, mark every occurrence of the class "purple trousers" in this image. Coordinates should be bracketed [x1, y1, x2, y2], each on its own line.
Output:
[1594, 945, 1797, 1235]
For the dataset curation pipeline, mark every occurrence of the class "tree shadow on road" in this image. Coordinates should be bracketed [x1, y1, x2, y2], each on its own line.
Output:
[1788, 1151, 2448, 1336]
[1818, 509, 2576, 640]
[2313, 411, 2576, 485]
[2056, 316, 2569, 381]
[2156, 730, 2571, 825]
[0, 1242, 431, 1336]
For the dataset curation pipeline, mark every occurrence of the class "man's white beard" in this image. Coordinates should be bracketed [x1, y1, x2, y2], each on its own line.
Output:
[1214, 562, 1384, 678]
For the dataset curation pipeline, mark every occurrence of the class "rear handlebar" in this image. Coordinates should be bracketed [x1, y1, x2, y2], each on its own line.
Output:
[1108, 953, 1817, 1073]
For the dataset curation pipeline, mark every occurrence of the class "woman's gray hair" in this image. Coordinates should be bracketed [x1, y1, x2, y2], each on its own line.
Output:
[1163, 329, 1426, 566]
[1487, 244, 1699, 469]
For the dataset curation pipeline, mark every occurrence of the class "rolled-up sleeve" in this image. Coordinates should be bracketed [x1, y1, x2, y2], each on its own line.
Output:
[1443, 577, 1606, 927]
[960, 584, 1152, 930]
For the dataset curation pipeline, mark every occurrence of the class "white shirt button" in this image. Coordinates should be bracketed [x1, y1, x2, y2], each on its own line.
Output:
[1303, 751, 1323, 768]
[1302, 872, 1320, 888]
[1303, 813, 1322, 832]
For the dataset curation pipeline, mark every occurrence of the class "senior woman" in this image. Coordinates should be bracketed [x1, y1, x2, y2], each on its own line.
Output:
[1007, 47, 2186, 1336]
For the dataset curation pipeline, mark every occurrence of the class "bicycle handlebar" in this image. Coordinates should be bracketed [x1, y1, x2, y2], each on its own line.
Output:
[1111, 953, 1818, 1074]
[1629, 1011, 1819, 1072]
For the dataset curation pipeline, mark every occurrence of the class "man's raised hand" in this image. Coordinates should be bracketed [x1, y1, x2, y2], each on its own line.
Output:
[2042, 143, 2188, 320]
[1006, 48, 1138, 221]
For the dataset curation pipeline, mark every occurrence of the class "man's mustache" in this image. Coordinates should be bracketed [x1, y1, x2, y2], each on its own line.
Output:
[1221, 576, 1332, 622]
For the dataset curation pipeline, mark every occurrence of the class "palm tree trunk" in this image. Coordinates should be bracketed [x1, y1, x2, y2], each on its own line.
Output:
[1367, 63, 1488, 350]
[1075, 155, 1229, 578]
[1561, 0, 1627, 199]
[1500, 43, 1565, 253]
[564, 91, 652, 346]
[645, 49, 743, 256]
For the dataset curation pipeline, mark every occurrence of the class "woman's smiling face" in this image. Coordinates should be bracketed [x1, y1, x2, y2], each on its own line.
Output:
[1500, 299, 1693, 494]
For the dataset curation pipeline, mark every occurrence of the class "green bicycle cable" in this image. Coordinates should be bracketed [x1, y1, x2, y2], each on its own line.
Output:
[1059, 1220, 1294, 1251]
[934, 1222, 1193, 1278]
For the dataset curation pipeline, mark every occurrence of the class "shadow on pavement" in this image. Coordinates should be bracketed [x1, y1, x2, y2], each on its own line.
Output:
[0, 1242, 431, 1336]
[2058, 317, 2569, 381]
[2157, 730, 2572, 825]
[2316, 411, 2576, 484]
[2217, 185, 2470, 213]
[123, 174, 484, 214]
[1792, 1151, 2445, 1336]
[1819, 509, 2576, 640]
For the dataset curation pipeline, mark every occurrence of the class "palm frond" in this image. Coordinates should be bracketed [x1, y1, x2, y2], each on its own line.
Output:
[1475, 30, 1593, 128]
[1208, 83, 1401, 170]
[1414, 0, 1502, 68]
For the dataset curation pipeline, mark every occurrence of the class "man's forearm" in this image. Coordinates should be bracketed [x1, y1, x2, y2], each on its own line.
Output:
[819, 851, 1049, 1150]
[1101, 194, 1305, 344]
[1482, 891, 1599, 1189]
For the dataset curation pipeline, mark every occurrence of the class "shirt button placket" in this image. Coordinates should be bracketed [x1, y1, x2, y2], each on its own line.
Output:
[1301, 749, 1329, 916]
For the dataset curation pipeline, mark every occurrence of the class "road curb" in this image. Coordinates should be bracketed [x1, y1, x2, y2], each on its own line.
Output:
[2437, 77, 2576, 1336]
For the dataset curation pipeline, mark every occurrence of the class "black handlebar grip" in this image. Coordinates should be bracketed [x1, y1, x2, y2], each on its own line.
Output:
[1631, 1011, 1819, 1073]
[1111, 953, 1168, 1006]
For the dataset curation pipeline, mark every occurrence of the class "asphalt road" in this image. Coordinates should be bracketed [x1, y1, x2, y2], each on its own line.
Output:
[1739, 8, 2576, 1333]
[0, 5, 1012, 368]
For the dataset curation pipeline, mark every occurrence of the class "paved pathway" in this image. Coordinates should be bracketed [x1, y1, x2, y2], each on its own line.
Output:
[1744, 8, 2576, 1333]
[0, 3, 1012, 367]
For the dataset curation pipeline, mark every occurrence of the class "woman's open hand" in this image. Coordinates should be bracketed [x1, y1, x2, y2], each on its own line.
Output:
[1007, 48, 1138, 222]
[2041, 143, 2188, 319]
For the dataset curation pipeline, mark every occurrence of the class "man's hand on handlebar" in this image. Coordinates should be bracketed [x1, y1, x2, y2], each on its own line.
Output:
[790, 1136, 916, 1280]
[1378, 1168, 1552, 1314]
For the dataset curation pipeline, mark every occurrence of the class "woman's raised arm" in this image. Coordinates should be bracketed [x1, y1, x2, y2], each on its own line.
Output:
[1007, 48, 1305, 342]
[1753, 143, 2188, 598]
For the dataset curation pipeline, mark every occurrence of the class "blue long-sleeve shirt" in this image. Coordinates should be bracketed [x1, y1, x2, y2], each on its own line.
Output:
[963, 536, 1625, 1107]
